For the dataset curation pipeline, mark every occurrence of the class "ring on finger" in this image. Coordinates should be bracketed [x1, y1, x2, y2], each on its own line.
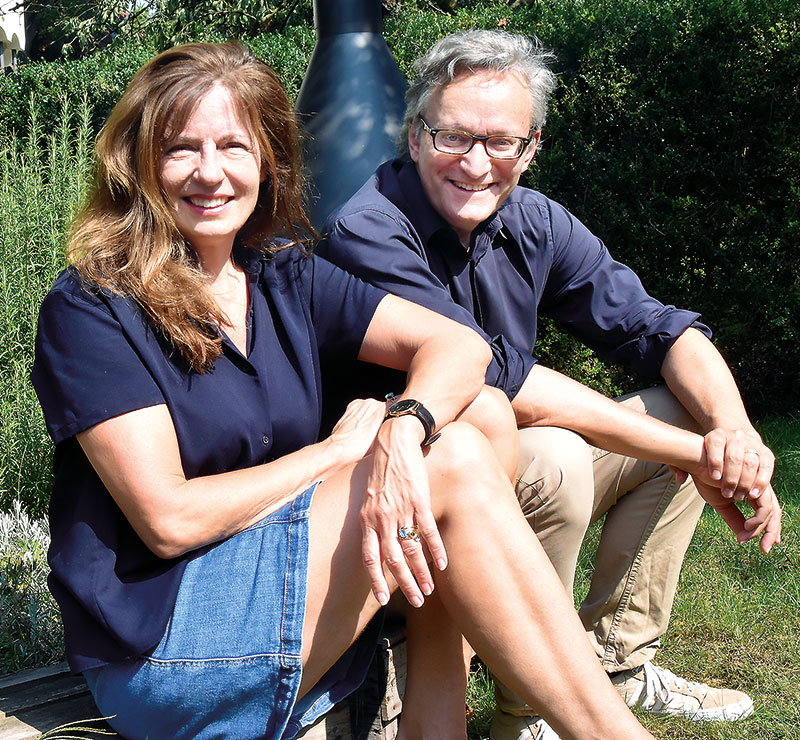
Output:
[398, 525, 420, 542]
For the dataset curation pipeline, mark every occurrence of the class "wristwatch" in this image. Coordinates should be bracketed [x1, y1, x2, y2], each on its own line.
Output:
[383, 398, 441, 447]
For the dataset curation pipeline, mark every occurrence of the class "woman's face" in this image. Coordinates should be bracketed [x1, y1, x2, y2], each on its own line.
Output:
[160, 84, 264, 255]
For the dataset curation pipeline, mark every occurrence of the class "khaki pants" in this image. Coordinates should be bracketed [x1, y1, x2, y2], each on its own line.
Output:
[496, 385, 706, 717]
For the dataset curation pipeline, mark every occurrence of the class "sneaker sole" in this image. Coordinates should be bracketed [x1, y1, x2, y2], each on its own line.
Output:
[648, 694, 754, 722]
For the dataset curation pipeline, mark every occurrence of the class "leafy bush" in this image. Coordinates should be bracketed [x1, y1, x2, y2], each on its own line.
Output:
[0, 501, 64, 674]
[0, 95, 91, 516]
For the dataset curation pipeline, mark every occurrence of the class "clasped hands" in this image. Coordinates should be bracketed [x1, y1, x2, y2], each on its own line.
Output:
[676, 427, 781, 554]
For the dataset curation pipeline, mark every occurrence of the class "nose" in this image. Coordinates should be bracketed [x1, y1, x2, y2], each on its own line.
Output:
[195, 143, 224, 184]
[459, 141, 493, 178]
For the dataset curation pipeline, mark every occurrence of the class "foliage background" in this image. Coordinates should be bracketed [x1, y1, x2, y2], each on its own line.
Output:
[4, 0, 798, 418]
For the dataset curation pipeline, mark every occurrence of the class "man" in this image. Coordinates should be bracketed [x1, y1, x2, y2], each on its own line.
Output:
[316, 30, 781, 740]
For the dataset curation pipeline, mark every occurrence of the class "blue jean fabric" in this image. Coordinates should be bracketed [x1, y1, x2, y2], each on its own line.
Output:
[85, 484, 379, 740]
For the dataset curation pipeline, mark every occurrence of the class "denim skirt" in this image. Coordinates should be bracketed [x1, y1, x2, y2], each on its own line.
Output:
[84, 483, 380, 740]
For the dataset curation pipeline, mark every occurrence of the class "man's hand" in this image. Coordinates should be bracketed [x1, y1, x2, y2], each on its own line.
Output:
[693, 476, 782, 554]
[703, 427, 775, 502]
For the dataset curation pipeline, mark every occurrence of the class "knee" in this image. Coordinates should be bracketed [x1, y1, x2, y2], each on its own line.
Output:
[515, 427, 594, 527]
[459, 385, 519, 477]
[426, 421, 512, 512]
[464, 385, 516, 427]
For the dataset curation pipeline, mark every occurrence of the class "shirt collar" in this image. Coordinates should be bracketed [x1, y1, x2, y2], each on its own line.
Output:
[389, 159, 504, 254]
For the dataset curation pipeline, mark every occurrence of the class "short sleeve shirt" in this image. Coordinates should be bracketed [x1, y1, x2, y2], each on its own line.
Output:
[31, 246, 386, 673]
[317, 160, 710, 393]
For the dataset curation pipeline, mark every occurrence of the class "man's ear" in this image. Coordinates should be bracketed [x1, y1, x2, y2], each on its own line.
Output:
[408, 120, 421, 163]
[520, 130, 541, 169]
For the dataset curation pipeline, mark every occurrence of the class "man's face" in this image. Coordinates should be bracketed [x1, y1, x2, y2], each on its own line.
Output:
[408, 69, 539, 247]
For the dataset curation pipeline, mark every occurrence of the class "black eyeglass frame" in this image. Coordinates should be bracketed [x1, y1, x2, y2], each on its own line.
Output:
[417, 114, 534, 160]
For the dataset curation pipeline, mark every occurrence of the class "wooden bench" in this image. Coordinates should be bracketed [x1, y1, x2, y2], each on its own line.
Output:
[0, 629, 406, 740]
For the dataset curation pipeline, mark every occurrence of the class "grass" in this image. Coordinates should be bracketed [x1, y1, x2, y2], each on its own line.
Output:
[466, 415, 800, 740]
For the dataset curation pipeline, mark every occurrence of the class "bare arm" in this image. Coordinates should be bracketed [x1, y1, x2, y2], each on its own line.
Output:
[78, 397, 387, 559]
[661, 327, 775, 500]
[511, 363, 705, 470]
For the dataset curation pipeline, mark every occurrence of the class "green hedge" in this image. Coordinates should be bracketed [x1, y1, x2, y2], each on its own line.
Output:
[0, 0, 798, 514]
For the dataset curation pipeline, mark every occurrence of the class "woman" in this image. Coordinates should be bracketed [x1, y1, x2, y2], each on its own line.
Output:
[32, 41, 656, 740]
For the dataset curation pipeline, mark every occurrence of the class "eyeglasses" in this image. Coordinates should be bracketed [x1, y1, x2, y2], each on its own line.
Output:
[417, 115, 533, 160]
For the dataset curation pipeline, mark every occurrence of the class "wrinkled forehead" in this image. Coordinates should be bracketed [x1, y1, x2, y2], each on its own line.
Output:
[427, 69, 533, 131]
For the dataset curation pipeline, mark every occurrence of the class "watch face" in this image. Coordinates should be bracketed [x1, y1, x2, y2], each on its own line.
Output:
[389, 399, 419, 414]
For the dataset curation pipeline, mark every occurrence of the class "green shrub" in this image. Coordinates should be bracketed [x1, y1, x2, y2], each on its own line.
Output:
[0, 501, 64, 674]
[0, 95, 92, 516]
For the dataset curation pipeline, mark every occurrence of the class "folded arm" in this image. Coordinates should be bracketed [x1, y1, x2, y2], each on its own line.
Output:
[511, 358, 781, 552]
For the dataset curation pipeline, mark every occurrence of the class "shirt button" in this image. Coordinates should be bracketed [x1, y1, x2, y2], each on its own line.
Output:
[261, 435, 270, 446]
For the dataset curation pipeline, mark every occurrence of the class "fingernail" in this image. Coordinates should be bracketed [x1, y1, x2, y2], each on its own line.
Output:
[436, 558, 447, 571]
[410, 595, 424, 608]
[376, 592, 389, 606]
[422, 582, 433, 596]
[750, 488, 760, 498]
[711, 470, 722, 480]
[722, 489, 733, 498]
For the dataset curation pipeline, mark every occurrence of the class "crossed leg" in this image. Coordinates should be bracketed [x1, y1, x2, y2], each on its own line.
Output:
[299, 422, 655, 740]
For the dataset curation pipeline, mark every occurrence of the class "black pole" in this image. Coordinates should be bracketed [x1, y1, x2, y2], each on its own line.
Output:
[295, 0, 407, 230]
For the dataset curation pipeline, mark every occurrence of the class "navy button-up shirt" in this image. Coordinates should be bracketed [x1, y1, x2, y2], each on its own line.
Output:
[317, 159, 708, 422]
[31, 246, 385, 672]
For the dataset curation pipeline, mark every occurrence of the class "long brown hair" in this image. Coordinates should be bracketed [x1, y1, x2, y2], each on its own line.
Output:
[69, 41, 314, 371]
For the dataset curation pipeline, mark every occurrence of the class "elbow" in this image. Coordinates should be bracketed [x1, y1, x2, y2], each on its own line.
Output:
[134, 513, 199, 560]
[471, 332, 493, 392]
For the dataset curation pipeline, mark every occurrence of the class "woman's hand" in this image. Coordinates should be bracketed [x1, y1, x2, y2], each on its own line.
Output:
[359, 415, 447, 608]
[326, 398, 386, 469]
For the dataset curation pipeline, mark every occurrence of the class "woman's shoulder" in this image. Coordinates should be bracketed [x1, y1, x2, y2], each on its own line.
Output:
[42, 266, 120, 312]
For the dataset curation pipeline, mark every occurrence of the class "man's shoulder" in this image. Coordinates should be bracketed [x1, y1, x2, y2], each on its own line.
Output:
[501, 185, 560, 216]
[327, 160, 411, 228]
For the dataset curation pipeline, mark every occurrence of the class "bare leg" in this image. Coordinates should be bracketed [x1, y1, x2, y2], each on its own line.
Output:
[397, 592, 470, 740]
[396, 384, 517, 740]
[300, 423, 654, 740]
[457, 384, 519, 482]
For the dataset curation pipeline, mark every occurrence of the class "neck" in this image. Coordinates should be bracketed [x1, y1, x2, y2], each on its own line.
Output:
[194, 240, 236, 282]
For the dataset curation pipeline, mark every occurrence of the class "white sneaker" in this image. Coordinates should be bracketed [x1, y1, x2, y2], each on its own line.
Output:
[489, 711, 560, 740]
[612, 662, 754, 722]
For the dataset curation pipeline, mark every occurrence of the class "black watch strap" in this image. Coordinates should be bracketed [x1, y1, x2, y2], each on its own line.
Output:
[383, 398, 441, 446]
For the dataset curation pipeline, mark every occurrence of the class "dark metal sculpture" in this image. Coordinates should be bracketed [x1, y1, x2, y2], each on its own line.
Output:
[295, 0, 407, 230]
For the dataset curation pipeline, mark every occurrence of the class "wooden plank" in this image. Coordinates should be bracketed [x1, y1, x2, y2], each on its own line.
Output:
[0, 664, 71, 692]
[0, 693, 110, 739]
[0, 673, 89, 718]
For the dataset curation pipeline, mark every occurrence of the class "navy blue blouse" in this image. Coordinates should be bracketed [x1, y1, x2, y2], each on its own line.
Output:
[31, 246, 386, 673]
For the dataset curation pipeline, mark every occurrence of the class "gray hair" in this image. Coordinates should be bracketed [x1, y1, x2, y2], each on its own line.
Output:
[398, 30, 557, 160]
